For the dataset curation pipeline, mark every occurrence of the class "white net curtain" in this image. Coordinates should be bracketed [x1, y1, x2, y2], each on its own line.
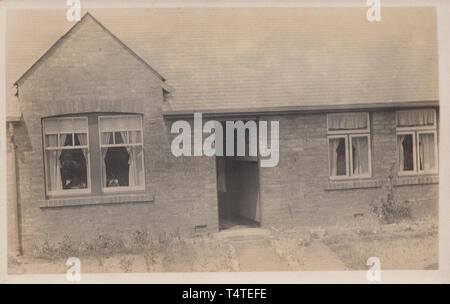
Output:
[43, 117, 89, 192]
[99, 115, 144, 188]
[328, 113, 370, 177]
[328, 112, 368, 130]
[396, 109, 435, 127]
[397, 109, 437, 172]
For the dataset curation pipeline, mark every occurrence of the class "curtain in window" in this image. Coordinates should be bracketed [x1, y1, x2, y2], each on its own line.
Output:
[329, 139, 339, 176]
[102, 133, 111, 187]
[352, 137, 369, 175]
[397, 109, 435, 127]
[328, 113, 367, 130]
[54, 134, 67, 190]
[419, 134, 435, 170]
[398, 136, 405, 171]
[47, 135, 62, 191]
[123, 131, 144, 187]
[75, 133, 89, 161]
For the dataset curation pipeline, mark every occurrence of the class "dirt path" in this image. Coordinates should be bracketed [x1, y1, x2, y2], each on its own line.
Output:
[295, 240, 348, 270]
[215, 228, 346, 271]
[231, 238, 292, 271]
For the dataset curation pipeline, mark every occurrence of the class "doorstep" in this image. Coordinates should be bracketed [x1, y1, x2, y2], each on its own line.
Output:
[213, 227, 272, 240]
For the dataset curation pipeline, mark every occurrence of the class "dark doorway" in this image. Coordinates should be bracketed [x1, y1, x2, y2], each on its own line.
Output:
[216, 121, 261, 230]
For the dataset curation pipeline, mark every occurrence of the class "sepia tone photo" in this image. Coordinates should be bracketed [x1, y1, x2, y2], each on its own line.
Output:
[2, 3, 444, 279]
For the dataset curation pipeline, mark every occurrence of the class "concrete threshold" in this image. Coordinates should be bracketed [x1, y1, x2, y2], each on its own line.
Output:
[213, 227, 272, 240]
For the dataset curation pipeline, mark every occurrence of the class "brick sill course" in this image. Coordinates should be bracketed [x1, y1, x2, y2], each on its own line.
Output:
[325, 179, 382, 191]
[326, 175, 439, 191]
[394, 175, 439, 187]
[40, 192, 155, 208]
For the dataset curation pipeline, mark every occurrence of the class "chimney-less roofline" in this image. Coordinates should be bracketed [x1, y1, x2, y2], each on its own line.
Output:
[162, 100, 439, 119]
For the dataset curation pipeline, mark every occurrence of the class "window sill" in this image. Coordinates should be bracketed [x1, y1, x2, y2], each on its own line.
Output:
[325, 179, 382, 191]
[394, 175, 439, 187]
[40, 192, 155, 208]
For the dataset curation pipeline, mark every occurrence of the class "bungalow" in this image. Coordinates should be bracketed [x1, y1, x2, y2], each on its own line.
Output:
[6, 11, 439, 256]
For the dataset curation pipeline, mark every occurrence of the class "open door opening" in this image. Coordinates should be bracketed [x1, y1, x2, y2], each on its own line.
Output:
[216, 121, 261, 230]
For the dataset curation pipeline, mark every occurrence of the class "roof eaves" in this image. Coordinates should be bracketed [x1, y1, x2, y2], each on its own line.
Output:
[162, 100, 440, 118]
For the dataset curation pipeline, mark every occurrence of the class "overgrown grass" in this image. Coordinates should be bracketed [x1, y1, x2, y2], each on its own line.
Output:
[30, 229, 237, 272]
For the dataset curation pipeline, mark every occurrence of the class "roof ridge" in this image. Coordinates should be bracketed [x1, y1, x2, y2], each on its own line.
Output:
[14, 12, 166, 86]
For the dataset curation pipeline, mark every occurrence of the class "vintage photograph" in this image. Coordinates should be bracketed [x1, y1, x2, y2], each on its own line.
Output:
[4, 5, 441, 277]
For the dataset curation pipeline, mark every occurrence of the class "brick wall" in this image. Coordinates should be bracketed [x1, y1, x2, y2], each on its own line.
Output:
[259, 110, 439, 229]
[12, 16, 218, 254]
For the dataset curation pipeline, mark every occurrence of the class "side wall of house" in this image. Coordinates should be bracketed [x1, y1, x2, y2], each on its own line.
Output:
[259, 109, 439, 229]
[13, 17, 218, 254]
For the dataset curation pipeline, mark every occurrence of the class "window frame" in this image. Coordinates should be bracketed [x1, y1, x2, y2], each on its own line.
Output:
[417, 130, 438, 174]
[397, 130, 438, 176]
[43, 116, 91, 197]
[396, 109, 438, 176]
[98, 114, 146, 193]
[349, 134, 372, 178]
[327, 112, 372, 180]
[327, 134, 349, 179]
[396, 131, 417, 175]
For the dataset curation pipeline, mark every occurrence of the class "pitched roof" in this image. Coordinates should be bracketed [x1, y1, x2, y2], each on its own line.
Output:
[14, 12, 166, 86]
[9, 8, 438, 119]
[160, 7, 438, 115]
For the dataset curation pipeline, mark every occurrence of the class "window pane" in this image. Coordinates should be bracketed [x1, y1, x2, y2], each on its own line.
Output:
[102, 146, 130, 187]
[43, 119, 61, 134]
[352, 136, 369, 175]
[99, 116, 116, 132]
[398, 134, 414, 171]
[101, 146, 144, 188]
[128, 146, 144, 187]
[59, 134, 73, 146]
[44, 117, 87, 133]
[71, 118, 88, 132]
[74, 133, 87, 146]
[99, 115, 142, 132]
[45, 134, 58, 147]
[59, 148, 88, 189]
[46, 150, 61, 191]
[128, 130, 142, 143]
[115, 132, 127, 144]
[419, 133, 436, 171]
[127, 115, 142, 130]
[329, 138, 346, 176]
[101, 132, 113, 145]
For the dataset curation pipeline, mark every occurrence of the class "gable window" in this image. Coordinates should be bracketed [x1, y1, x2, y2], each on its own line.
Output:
[43, 117, 90, 195]
[99, 115, 145, 191]
[396, 109, 438, 175]
[327, 112, 371, 179]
